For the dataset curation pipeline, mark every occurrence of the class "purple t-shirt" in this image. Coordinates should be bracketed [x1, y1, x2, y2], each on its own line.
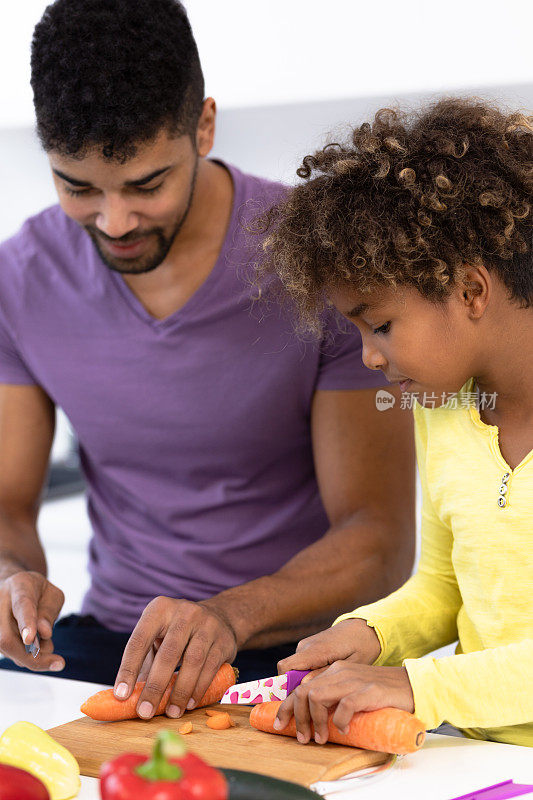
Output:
[0, 162, 385, 631]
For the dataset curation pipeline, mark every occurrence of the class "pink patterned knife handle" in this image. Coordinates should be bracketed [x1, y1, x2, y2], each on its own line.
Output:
[285, 669, 311, 694]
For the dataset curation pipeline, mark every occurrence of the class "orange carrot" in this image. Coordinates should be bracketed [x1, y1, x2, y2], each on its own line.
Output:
[80, 675, 178, 721]
[249, 700, 426, 755]
[197, 662, 237, 708]
[205, 709, 225, 717]
[206, 712, 232, 730]
[179, 722, 193, 734]
[80, 662, 238, 721]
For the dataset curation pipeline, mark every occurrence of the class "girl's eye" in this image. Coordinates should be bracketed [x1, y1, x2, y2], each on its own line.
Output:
[373, 321, 391, 335]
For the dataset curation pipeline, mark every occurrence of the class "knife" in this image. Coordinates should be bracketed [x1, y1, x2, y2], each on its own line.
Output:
[24, 633, 41, 659]
[220, 669, 310, 705]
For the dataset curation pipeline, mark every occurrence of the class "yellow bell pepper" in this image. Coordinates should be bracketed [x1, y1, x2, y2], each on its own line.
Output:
[0, 721, 80, 800]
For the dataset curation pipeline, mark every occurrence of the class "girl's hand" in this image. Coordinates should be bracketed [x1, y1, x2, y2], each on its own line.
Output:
[277, 618, 382, 675]
[275, 661, 415, 745]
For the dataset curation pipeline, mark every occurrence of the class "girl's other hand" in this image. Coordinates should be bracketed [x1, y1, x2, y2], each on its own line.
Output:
[275, 662, 415, 745]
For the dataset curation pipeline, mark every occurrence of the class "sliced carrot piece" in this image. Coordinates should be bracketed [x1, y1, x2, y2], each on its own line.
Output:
[179, 721, 193, 734]
[206, 712, 232, 730]
[205, 709, 225, 717]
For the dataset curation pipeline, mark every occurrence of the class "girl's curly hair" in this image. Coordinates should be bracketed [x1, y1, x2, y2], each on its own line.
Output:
[256, 98, 532, 333]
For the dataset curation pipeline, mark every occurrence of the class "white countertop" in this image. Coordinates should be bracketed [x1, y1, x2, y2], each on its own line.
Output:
[1, 671, 531, 799]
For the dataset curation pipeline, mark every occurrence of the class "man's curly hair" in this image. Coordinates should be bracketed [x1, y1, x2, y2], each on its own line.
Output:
[257, 98, 532, 333]
[31, 0, 204, 161]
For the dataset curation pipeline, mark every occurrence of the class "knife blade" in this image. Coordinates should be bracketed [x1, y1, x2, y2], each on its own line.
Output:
[24, 634, 40, 659]
[220, 669, 310, 704]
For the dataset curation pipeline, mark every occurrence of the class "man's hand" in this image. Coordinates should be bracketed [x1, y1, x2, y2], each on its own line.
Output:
[277, 618, 382, 675]
[0, 571, 65, 671]
[275, 661, 415, 745]
[113, 596, 238, 719]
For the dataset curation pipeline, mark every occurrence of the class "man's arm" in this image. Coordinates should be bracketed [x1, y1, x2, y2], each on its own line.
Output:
[204, 385, 416, 648]
[0, 384, 65, 670]
[114, 385, 416, 718]
[0, 384, 55, 579]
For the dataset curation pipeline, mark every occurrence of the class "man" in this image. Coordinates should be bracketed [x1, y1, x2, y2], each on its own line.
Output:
[0, 0, 414, 721]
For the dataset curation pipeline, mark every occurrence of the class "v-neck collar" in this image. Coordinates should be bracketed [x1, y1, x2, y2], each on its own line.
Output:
[106, 160, 243, 332]
[465, 377, 533, 475]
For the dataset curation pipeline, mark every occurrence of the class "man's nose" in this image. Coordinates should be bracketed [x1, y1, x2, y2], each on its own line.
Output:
[95, 195, 139, 239]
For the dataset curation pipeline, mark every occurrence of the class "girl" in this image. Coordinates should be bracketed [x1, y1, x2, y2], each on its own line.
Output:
[258, 99, 533, 746]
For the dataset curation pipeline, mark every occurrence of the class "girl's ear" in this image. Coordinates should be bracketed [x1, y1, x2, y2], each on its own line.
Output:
[460, 265, 491, 320]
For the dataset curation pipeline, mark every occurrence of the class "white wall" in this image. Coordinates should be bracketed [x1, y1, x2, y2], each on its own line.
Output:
[1, 0, 532, 127]
[188, 0, 533, 107]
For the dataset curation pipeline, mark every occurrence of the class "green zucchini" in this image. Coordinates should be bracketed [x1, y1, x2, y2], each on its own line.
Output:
[222, 768, 320, 799]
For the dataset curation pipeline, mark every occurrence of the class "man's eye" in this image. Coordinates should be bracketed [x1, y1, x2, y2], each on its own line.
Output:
[65, 186, 91, 197]
[135, 183, 163, 195]
[373, 321, 391, 335]
[63, 184, 164, 197]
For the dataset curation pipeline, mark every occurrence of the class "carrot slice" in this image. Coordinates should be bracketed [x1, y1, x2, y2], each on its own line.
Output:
[249, 700, 426, 755]
[179, 722, 193, 735]
[206, 712, 232, 730]
[80, 663, 238, 721]
[205, 709, 225, 717]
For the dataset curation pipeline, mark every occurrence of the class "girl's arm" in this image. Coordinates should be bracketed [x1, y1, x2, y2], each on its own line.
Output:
[278, 409, 532, 742]
[279, 409, 461, 676]
[335, 408, 462, 665]
[405, 638, 533, 731]
[336, 519, 461, 667]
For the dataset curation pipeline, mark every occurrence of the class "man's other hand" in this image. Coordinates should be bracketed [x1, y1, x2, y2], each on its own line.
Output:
[0, 571, 65, 671]
[113, 596, 238, 719]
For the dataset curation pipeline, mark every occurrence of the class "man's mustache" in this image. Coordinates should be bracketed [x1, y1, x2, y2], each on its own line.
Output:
[85, 226, 160, 244]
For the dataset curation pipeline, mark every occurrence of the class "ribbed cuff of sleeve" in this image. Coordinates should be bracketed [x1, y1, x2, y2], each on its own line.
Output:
[403, 657, 444, 730]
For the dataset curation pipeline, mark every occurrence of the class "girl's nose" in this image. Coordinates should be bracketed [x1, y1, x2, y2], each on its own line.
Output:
[362, 340, 387, 372]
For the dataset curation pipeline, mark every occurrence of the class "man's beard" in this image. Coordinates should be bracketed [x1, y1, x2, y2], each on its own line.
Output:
[84, 161, 198, 275]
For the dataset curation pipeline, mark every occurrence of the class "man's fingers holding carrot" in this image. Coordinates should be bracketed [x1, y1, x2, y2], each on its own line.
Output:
[167, 644, 223, 718]
[114, 598, 174, 709]
[114, 596, 238, 720]
[162, 602, 237, 717]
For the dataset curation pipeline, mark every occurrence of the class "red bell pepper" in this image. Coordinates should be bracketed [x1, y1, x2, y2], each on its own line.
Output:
[99, 729, 228, 800]
[0, 764, 50, 800]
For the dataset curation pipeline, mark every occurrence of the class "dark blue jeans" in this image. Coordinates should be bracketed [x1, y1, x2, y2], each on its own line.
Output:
[0, 613, 297, 685]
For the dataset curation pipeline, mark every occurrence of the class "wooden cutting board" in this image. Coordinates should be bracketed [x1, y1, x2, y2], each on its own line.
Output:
[48, 704, 389, 787]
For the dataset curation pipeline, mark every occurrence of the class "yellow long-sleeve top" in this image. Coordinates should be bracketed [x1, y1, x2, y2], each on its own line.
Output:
[336, 381, 533, 746]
